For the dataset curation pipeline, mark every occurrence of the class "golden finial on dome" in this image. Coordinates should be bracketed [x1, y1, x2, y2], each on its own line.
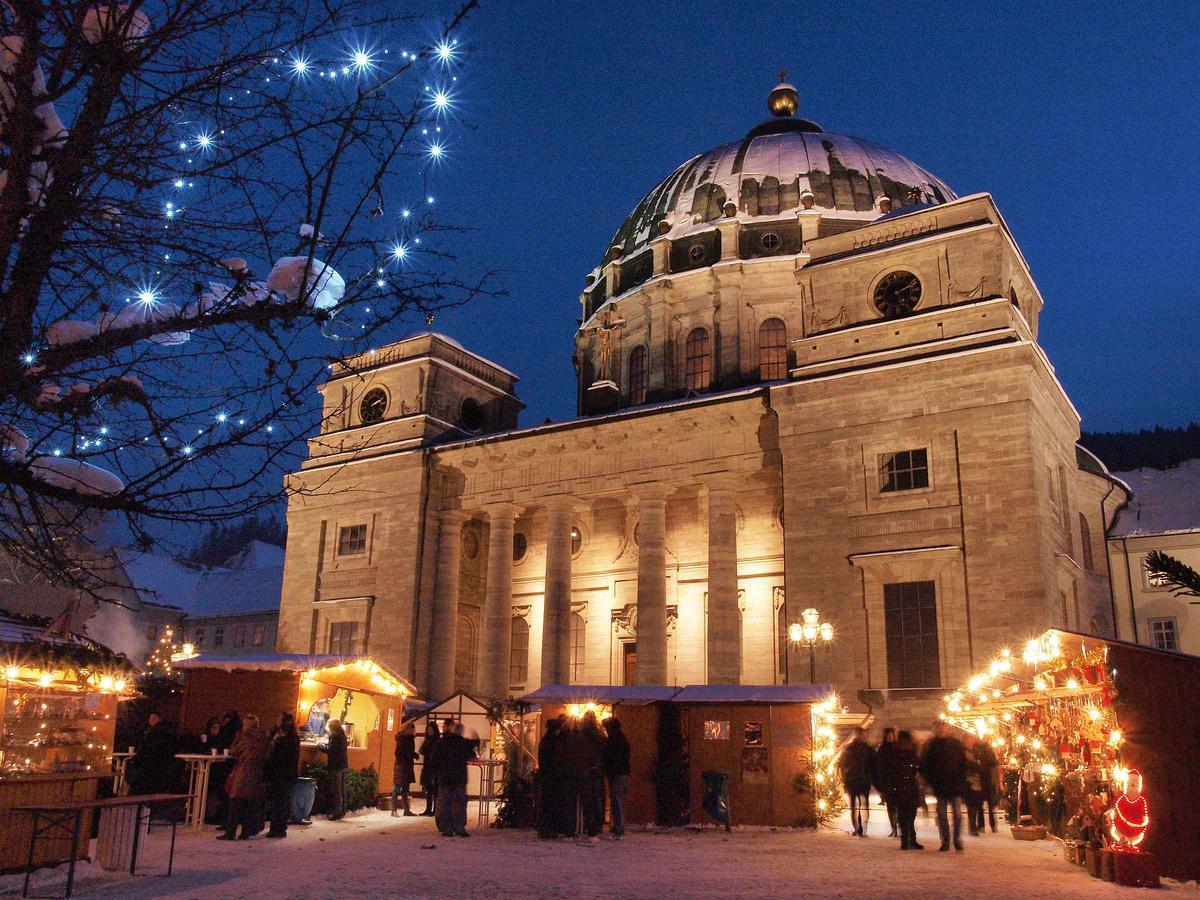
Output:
[767, 69, 799, 118]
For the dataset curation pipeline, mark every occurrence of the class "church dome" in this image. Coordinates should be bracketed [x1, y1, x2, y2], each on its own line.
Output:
[601, 79, 956, 268]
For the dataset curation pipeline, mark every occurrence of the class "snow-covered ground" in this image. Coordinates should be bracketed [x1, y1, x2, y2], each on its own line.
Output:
[2, 804, 1195, 898]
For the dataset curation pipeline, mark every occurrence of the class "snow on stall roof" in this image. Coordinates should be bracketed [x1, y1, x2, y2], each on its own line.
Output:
[173, 652, 366, 672]
[520, 684, 681, 706]
[1111, 458, 1200, 536]
[671, 684, 834, 704]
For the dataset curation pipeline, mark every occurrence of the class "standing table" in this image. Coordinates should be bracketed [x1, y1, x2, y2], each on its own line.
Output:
[469, 758, 505, 828]
[175, 753, 226, 832]
[14, 793, 188, 898]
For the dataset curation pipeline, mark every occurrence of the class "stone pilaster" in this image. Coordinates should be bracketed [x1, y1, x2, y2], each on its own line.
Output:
[706, 477, 741, 683]
[540, 497, 575, 686]
[480, 503, 520, 698]
[427, 509, 468, 700]
[633, 484, 670, 685]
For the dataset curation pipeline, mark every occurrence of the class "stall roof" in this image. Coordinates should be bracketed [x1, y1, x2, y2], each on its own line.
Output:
[520, 684, 681, 706]
[173, 652, 417, 696]
[672, 684, 834, 704]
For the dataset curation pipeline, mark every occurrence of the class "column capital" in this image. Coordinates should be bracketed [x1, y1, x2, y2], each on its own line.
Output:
[703, 472, 742, 496]
[629, 482, 672, 504]
[542, 493, 581, 513]
[482, 501, 522, 521]
[437, 507, 471, 525]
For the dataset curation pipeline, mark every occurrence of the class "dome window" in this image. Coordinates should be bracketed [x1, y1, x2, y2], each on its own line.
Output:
[684, 327, 712, 391]
[627, 345, 648, 406]
[359, 388, 388, 424]
[459, 397, 484, 432]
[758, 318, 788, 381]
[873, 271, 922, 319]
[759, 232, 782, 252]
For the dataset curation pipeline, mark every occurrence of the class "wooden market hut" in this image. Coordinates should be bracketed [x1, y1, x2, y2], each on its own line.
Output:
[175, 653, 417, 798]
[520, 684, 862, 828]
[402, 691, 495, 799]
[0, 612, 137, 872]
[942, 629, 1200, 880]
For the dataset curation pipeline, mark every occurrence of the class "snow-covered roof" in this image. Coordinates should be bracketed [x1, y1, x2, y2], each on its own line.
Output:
[1111, 458, 1200, 536]
[520, 684, 680, 706]
[671, 684, 834, 704]
[173, 652, 364, 673]
[119, 541, 284, 619]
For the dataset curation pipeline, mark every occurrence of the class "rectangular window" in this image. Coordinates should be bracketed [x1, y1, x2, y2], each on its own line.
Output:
[146, 625, 158, 640]
[703, 721, 730, 740]
[337, 524, 368, 556]
[234, 624, 246, 647]
[252, 625, 265, 646]
[509, 617, 529, 687]
[194, 626, 206, 646]
[569, 613, 586, 683]
[328, 621, 359, 655]
[213, 625, 224, 647]
[879, 448, 929, 493]
[1078, 513, 1094, 571]
[1148, 618, 1178, 651]
[883, 580, 940, 688]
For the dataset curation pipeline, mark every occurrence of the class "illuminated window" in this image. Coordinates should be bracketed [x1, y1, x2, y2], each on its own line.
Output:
[684, 327, 711, 391]
[628, 345, 648, 405]
[884, 581, 939, 688]
[569, 613, 586, 683]
[879, 448, 929, 493]
[758, 318, 788, 381]
[329, 621, 359, 655]
[337, 524, 367, 556]
[510, 617, 529, 687]
[1148, 618, 1178, 651]
[252, 625, 265, 646]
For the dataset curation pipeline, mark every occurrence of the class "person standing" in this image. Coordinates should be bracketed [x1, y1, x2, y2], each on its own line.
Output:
[432, 721, 476, 837]
[921, 720, 968, 852]
[573, 711, 607, 840]
[962, 734, 984, 836]
[419, 721, 441, 817]
[127, 711, 180, 796]
[536, 718, 566, 839]
[392, 722, 418, 817]
[838, 727, 875, 837]
[263, 712, 300, 838]
[873, 727, 901, 838]
[974, 738, 1000, 834]
[219, 714, 269, 840]
[322, 718, 349, 821]
[892, 731, 924, 851]
[601, 717, 630, 840]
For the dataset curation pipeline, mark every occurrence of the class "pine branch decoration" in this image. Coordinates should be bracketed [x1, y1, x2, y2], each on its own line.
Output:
[1144, 550, 1200, 601]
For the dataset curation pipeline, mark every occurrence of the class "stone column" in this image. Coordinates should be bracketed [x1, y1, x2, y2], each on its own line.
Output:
[427, 509, 468, 700]
[706, 478, 741, 683]
[633, 484, 670, 685]
[480, 503, 520, 699]
[539, 497, 575, 686]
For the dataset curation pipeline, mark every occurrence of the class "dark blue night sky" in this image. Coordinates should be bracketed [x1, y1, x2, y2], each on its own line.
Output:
[420, 0, 1199, 432]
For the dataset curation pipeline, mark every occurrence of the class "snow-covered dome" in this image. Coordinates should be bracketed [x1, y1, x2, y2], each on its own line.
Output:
[601, 78, 956, 269]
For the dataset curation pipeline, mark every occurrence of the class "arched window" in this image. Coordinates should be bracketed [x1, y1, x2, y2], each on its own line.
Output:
[627, 345, 648, 406]
[455, 616, 476, 685]
[569, 613, 586, 683]
[1079, 513, 1094, 571]
[684, 327, 711, 391]
[509, 616, 529, 687]
[758, 318, 788, 381]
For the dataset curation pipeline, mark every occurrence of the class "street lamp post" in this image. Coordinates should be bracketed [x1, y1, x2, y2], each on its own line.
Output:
[787, 607, 833, 684]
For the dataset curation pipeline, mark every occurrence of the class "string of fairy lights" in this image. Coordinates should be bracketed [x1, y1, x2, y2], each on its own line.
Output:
[11, 25, 466, 472]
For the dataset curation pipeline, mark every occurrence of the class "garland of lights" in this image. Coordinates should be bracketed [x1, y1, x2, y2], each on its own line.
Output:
[809, 696, 844, 824]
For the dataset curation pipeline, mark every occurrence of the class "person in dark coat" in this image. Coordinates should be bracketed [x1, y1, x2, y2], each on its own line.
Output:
[536, 718, 567, 839]
[431, 721, 476, 837]
[419, 721, 441, 816]
[873, 727, 901, 838]
[892, 730, 925, 851]
[263, 712, 300, 838]
[392, 722, 418, 816]
[211, 710, 241, 827]
[973, 738, 1000, 833]
[127, 712, 181, 796]
[321, 718, 349, 820]
[219, 714, 270, 840]
[921, 720, 968, 852]
[566, 711, 607, 840]
[601, 717, 631, 839]
[838, 727, 875, 837]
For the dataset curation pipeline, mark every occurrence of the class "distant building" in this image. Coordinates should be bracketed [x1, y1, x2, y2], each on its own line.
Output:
[123, 540, 284, 657]
[1108, 459, 1200, 655]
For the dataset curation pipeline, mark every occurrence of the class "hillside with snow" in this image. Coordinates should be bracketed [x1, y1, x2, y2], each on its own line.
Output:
[1111, 458, 1200, 536]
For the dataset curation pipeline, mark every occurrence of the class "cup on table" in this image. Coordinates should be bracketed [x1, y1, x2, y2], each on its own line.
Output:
[211, 748, 218, 756]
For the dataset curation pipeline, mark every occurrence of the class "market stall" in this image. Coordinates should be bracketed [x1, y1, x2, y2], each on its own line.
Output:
[175, 653, 417, 805]
[403, 691, 497, 800]
[941, 628, 1200, 884]
[519, 684, 867, 828]
[0, 612, 137, 872]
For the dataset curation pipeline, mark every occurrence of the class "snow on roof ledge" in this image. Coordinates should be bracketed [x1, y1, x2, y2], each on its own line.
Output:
[172, 652, 416, 693]
[520, 684, 680, 705]
[520, 683, 836, 706]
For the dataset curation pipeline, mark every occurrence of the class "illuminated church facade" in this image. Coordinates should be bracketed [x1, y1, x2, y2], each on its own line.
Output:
[276, 80, 1128, 724]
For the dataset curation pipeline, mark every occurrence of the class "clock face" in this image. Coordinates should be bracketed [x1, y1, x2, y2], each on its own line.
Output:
[873, 271, 922, 318]
[359, 388, 387, 424]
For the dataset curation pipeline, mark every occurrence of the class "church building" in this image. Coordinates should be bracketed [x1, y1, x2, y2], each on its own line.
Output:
[276, 79, 1129, 724]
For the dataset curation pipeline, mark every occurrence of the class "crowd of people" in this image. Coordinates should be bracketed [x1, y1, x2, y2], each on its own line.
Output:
[838, 720, 1001, 852]
[392, 719, 481, 838]
[535, 710, 630, 842]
